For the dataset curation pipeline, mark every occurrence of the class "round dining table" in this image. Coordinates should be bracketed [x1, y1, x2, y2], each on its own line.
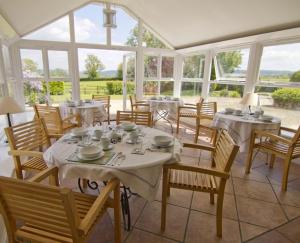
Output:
[43, 126, 181, 201]
[212, 112, 281, 153]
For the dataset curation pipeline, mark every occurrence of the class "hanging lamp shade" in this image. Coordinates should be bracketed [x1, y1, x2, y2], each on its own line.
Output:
[103, 8, 117, 28]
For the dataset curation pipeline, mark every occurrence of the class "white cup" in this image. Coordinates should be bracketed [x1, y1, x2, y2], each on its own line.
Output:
[101, 137, 110, 150]
[93, 129, 103, 139]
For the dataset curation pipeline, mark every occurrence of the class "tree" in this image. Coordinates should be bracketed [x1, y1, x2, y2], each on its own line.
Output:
[290, 70, 300, 82]
[49, 68, 68, 78]
[117, 63, 123, 79]
[84, 54, 105, 79]
[126, 25, 166, 48]
[22, 58, 38, 73]
[117, 57, 135, 80]
[216, 51, 242, 74]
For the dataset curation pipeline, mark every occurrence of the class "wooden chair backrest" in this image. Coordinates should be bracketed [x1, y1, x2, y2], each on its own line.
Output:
[116, 111, 152, 127]
[5, 118, 50, 151]
[291, 126, 300, 148]
[92, 95, 110, 108]
[0, 176, 80, 242]
[34, 105, 63, 134]
[197, 101, 217, 119]
[213, 129, 239, 172]
[129, 95, 135, 110]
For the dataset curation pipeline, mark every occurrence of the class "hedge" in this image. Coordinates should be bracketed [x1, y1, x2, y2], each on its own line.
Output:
[210, 89, 241, 98]
[106, 81, 135, 95]
[272, 88, 300, 109]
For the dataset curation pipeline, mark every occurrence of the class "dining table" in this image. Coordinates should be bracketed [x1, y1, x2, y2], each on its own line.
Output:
[212, 112, 281, 153]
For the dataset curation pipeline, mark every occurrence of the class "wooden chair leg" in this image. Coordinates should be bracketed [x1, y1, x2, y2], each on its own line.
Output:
[114, 181, 121, 243]
[176, 116, 180, 134]
[216, 190, 225, 237]
[269, 154, 276, 168]
[210, 192, 214, 204]
[194, 125, 200, 143]
[282, 157, 292, 191]
[245, 145, 255, 174]
[161, 167, 169, 231]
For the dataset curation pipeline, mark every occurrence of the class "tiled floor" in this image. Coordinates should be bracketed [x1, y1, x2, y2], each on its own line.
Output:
[1, 121, 300, 243]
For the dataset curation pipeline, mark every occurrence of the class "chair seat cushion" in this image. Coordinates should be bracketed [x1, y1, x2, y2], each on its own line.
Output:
[169, 169, 218, 192]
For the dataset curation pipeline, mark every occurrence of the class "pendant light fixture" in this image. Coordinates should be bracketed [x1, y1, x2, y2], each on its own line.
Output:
[103, 4, 117, 28]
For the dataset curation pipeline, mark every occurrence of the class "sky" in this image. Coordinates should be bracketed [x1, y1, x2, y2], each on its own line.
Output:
[22, 3, 300, 74]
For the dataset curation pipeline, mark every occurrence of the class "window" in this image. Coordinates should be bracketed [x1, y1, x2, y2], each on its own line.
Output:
[143, 55, 174, 96]
[111, 7, 138, 46]
[74, 3, 106, 44]
[259, 43, 300, 84]
[20, 49, 44, 78]
[48, 51, 69, 78]
[23, 16, 70, 42]
[142, 26, 168, 49]
[183, 55, 205, 79]
[215, 48, 250, 81]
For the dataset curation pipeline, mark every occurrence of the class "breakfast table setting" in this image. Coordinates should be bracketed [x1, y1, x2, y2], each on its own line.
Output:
[213, 108, 281, 152]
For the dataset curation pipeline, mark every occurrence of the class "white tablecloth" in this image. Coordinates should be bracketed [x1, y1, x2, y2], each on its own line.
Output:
[213, 113, 281, 152]
[43, 127, 182, 201]
[60, 101, 107, 126]
[147, 99, 183, 120]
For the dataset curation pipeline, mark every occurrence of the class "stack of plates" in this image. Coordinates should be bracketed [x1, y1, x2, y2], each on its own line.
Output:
[71, 127, 88, 137]
[77, 146, 103, 160]
[152, 135, 174, 148]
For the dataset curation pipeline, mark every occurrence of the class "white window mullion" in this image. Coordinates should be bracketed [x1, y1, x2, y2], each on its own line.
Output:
[201, 50, 213, 100]
[174, 55, 183, 97]
[42, 48, 50, 103]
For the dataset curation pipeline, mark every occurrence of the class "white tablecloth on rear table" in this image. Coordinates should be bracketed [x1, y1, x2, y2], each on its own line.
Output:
[43, 127, 182, 201]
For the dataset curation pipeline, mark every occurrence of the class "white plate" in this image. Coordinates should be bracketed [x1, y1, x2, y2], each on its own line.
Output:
[103, 144, 114, 151]
[152, 141, 174, 148]
[123, 125, 137, 132]
[126, 138, 142, 144]
[77, 152, 104, 161]
[78, 141, 93, 147]
[91, 136, 101, 141]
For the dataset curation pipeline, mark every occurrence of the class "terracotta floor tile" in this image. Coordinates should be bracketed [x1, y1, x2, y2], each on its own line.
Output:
[273, 185, 300, 207]
[282, 205, 300, 220]
[277, 218, 300, 243]
[236, 196, 287, 228]
[247, 230, 292, 243]
[185, 210, 241, 243]
[191, 192, 237, 220]
[126, 229, 177, 243]
[135, 201, 189, 242]
[232, 177, 277, 203]
[240, 222, 268, 241]
[231, 163, 268, 183]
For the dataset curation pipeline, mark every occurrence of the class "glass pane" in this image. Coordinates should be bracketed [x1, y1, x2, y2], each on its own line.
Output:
[183, 55, 205, 79]
[255, 86, 300, 128]
[259, 43, 300, 83]
[49, 81, 72, 105]
[74, 3, 106, 44]
[144, 56, 158, 78]
[23, 80, 47, 105]
[160, 81, 174, 96]
[181, 82, 202, 102]
[48, 51, 69, 78]
[23, 16, 70, 42]
[161, 56, 174, 79]
[208, 84, 244, 109]
[20, 49, 44, 78]
[143, 81, 159, 96]
[111, 7, 138, 46]
[216, 49, 249, 80]
[142, 27, 167, 48]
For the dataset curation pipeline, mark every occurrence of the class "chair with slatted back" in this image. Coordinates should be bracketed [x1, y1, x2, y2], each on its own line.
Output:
[176, 97, 203, 134]
[116, 111, 152, 127]
[0, 166, 121, 243]
[4, 118, 60, 179]
[161, 129, 239, 237]
[194, 101, 217, 143]
[245, 126, 300, 191]
[92, 95, 111, 125]
[129, 95, 150, 112]
[34, 104, 81, 135]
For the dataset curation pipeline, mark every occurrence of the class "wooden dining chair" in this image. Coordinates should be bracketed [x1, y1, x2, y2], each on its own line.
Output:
[34, 104, 81, 135]
[176, 97, 203, 134]
[194, 101, 217, 143]
[4, 118, 60, 180]
[129, 95, 150, 112]
[245, 126, 300, 191]
[92, 95, 111, 125]
[0, 167, 121, 243]
[161, 129, 239, 237]
[116, 110, 152, 127]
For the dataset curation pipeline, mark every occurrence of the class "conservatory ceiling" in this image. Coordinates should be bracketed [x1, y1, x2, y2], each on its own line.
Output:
[0, 0, 300, 48]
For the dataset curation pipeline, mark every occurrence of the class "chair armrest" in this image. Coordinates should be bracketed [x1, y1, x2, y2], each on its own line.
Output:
[280, 126, 297, 133]
[133, 103, 149, 107]
[78, 178, 120, 236]
[253, 130, 292, 145]
[8, 150, 43, 158]
[62, 114, 79, 123]
[184, 103, 197, 106]
[178, 105, 196, 110]
[164, 163, 230, 179]
[28, 166, 59, 184]
[183, 143, 215, 152]
[48, 134, 63, 139]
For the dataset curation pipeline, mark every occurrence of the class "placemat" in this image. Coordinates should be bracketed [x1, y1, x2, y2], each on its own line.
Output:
[66, 151, 116, 165]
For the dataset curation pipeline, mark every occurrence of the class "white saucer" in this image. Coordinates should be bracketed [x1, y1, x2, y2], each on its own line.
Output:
[78, 141, 93, 147]
[152, 141, 174, 148]
[77, 152, 104, 161]
[126, 138, 142, 144]
[103, 144, 114, 151]
[123, 125, 137, 132]
[91, 136, 101, 141]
